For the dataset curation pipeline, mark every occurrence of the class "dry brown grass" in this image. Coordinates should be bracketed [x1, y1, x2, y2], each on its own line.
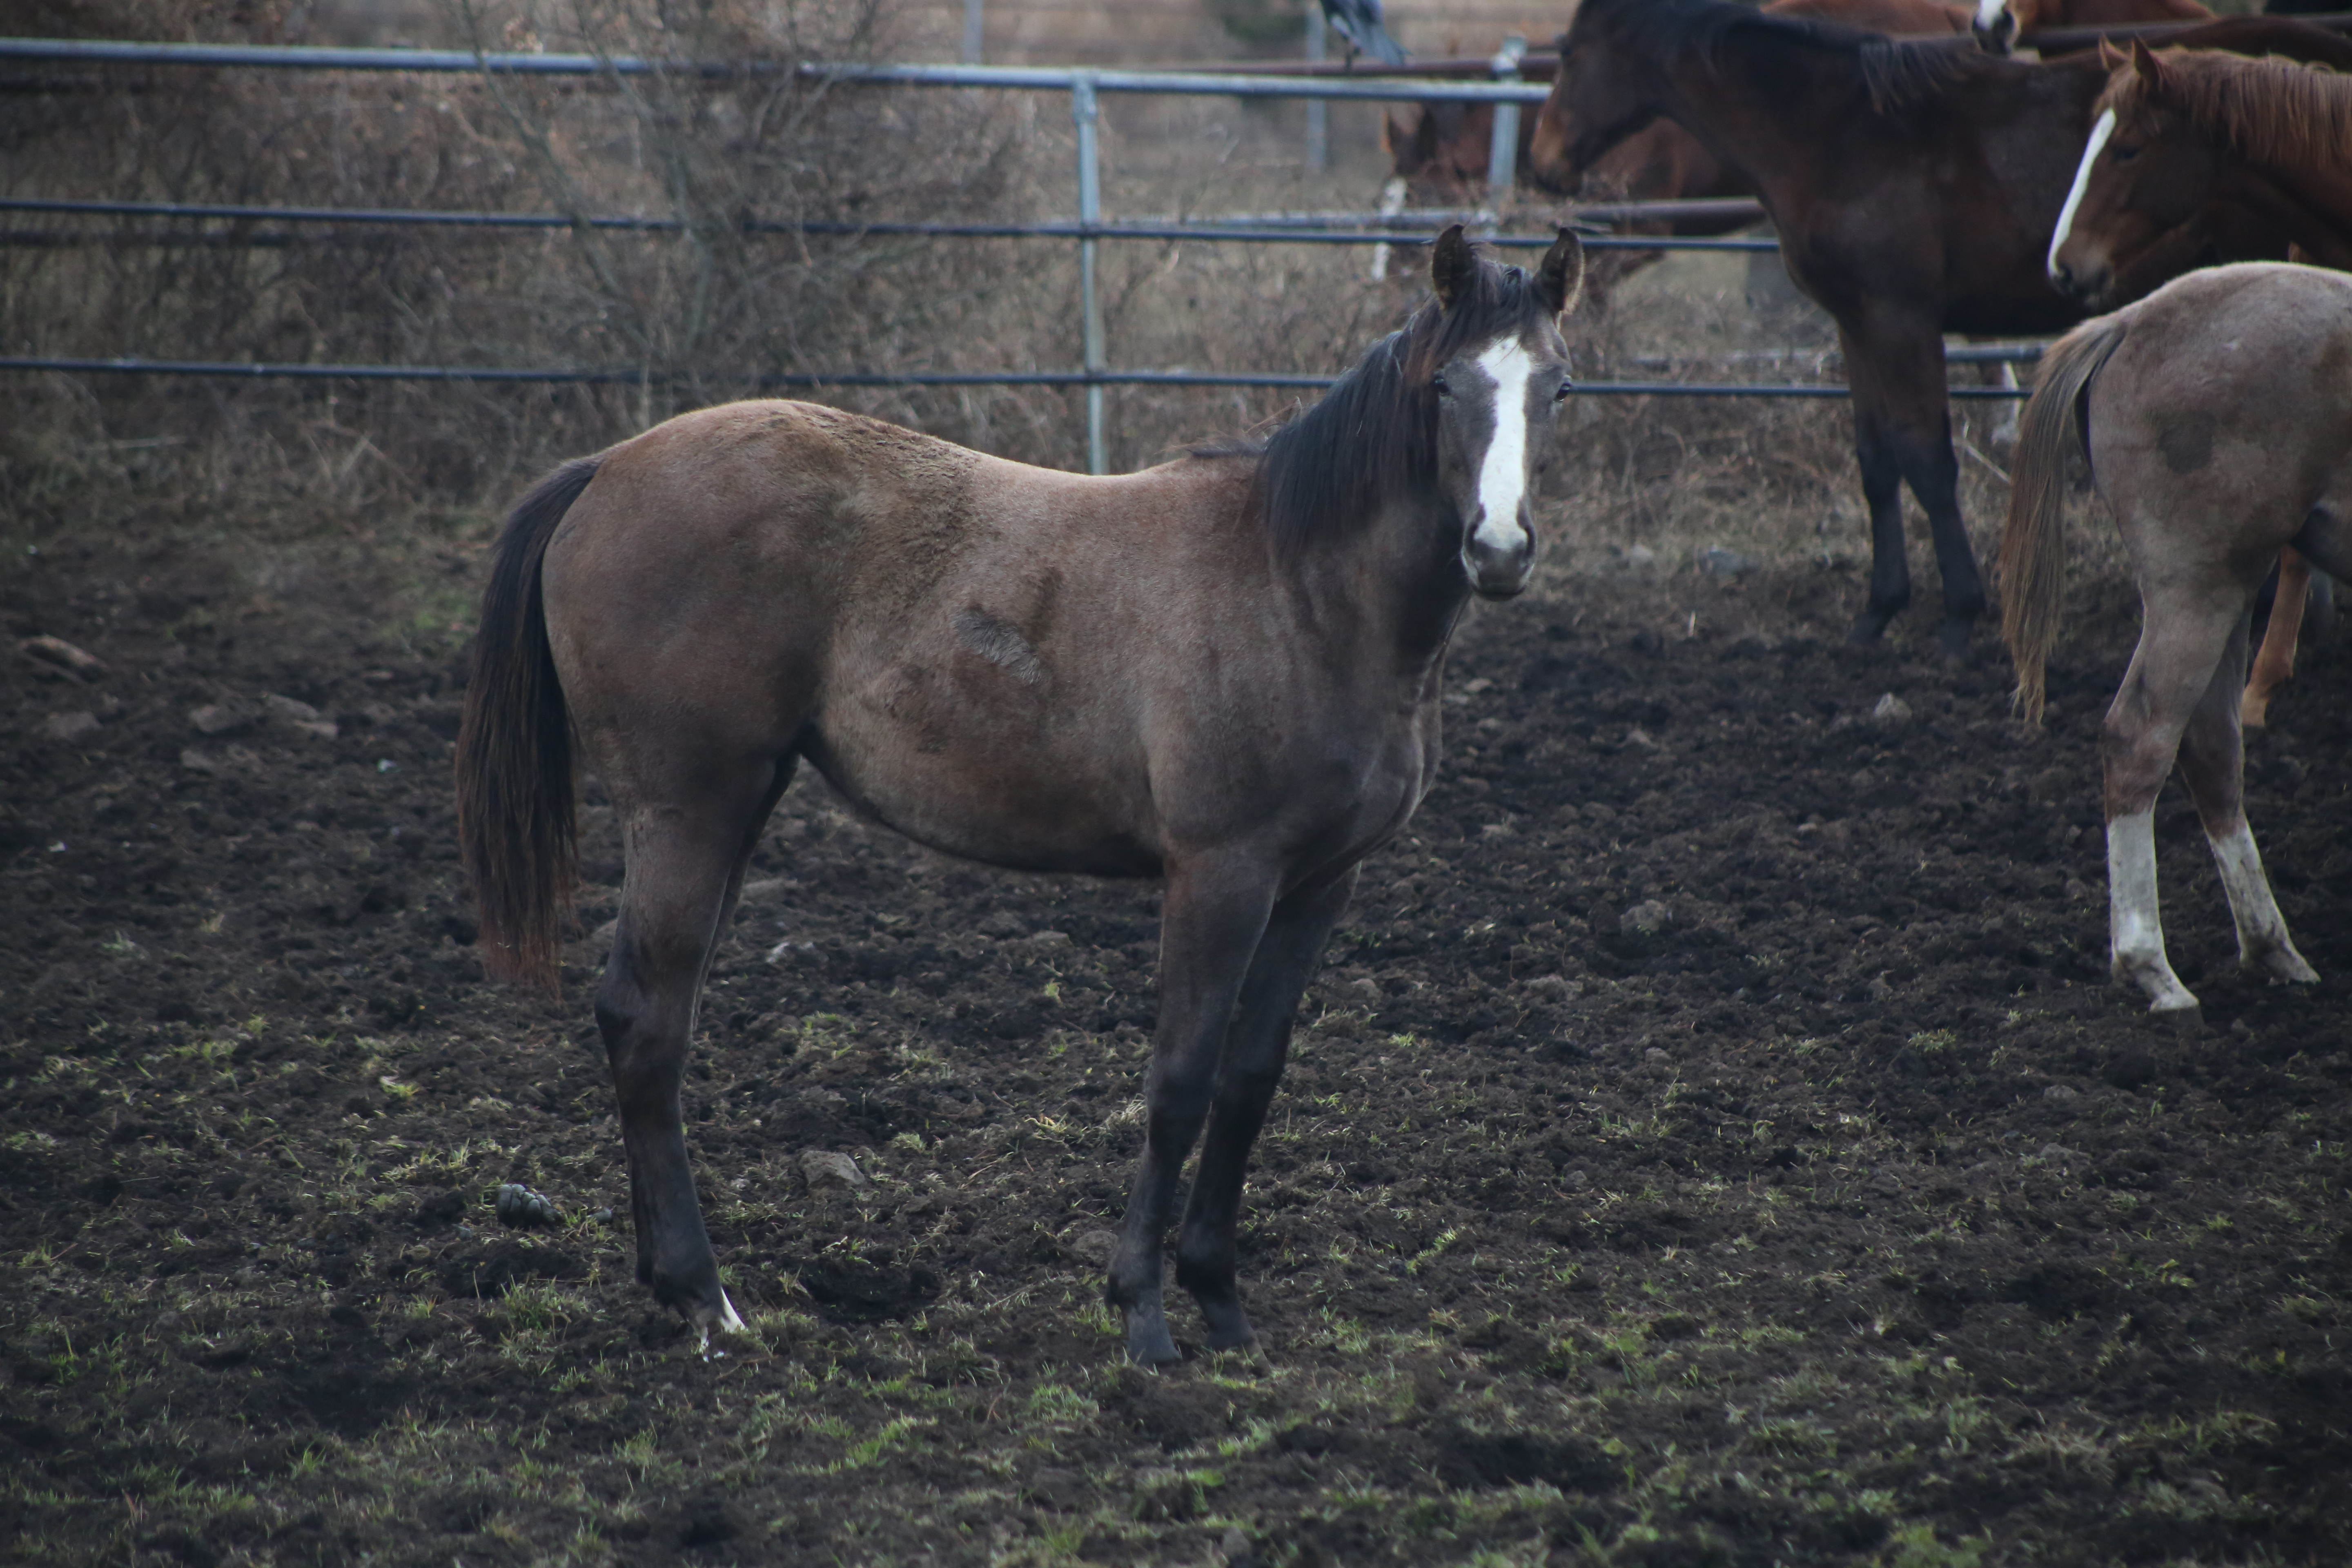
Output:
[1, 0, 2123, 617]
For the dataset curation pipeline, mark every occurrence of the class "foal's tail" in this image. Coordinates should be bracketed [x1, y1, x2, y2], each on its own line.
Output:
[455, 455, 601, 989]
[1998, 312, 2129, 726]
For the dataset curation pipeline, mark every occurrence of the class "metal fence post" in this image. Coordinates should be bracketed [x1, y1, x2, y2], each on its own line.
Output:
[1072, 73, 1107, 474]
[1304, 15, 1327, 173]
[962, 0, 984, 63]
[1485, 35, 1526, 202]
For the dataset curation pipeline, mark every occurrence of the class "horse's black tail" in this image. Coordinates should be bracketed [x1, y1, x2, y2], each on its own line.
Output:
[455, 456, 601, 990]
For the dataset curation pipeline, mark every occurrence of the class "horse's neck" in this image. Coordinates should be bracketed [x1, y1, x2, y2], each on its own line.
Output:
[1639, 34, 1875, 199]
[2253, 164, 2352, 270]
[1318, 493, 1471, 669]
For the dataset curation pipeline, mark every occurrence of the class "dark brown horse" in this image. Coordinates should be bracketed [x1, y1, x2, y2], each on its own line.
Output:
[2000, 263, 2350, 1011]
[455, 228, 1585, 1363]
[1534, 0, 2347, 654]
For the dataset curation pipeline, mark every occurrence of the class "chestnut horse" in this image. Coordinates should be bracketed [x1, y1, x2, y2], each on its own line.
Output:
[455, 229, 1585, 1363]
[1534, 0, 2348, 654]
[2046, 40, 2352, 720]
[1999, 263, 2350, 1012]
[2049, 41, 2352, 307]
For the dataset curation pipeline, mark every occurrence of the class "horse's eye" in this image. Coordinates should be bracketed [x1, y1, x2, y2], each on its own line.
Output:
[1431, 374, 1452, 397]
[1553, 379, 1573, 403]
[2110, 142, 2141, 165]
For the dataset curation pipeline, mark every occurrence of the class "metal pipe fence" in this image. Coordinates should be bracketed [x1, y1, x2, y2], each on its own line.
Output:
[0, 33, 2035, 473]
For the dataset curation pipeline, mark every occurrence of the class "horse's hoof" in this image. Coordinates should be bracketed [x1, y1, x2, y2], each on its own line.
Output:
[691, 1289, 748, 1360]
[1846, 604, 1904, 646]
[1937, 618, 1974, 660]
[1124, 1302, 1182, 1368]
[2253, 949, 2319, 986]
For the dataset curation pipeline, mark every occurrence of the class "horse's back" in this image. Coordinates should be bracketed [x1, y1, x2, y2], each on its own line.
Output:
[2091, 265, 2352, 551]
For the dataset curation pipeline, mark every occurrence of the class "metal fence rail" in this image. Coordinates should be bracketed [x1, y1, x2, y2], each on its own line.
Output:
[0, 34, 2034, 472]
[0, 354, 2040, 398]
[0, 196, 1782, 252]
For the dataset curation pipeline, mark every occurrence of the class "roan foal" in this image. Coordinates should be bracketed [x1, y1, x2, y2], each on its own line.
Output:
[456, 228, 1586, 1361]
[2000, 263, 2350, 1013]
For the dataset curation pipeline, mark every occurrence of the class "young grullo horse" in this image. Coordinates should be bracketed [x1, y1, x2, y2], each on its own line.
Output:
[456, 227, 1585, 1361]
[2000, 263, 2350, 1012]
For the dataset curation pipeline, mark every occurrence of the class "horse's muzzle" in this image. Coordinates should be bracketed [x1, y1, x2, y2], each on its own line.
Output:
[2049, 257, 2115, 312]
[1463, 516, 1535, 599]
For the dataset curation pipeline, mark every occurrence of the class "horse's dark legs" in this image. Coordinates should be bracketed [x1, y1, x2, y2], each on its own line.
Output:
[1174, 868, 1358, 1353]
[1108, 855, 1278, 1367]
[1844, 375, 1912, 646]
[596, 756, 793, 1349]
[1842, 323, 1987, 653]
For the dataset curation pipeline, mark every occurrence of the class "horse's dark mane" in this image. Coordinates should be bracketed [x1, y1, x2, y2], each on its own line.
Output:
[1206, 255, 1555, 559]
[1577, 0, 1988, 113]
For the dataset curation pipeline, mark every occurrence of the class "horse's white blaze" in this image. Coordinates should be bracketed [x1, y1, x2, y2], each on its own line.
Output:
[1471, 339, 1535, 550]
[2206, 820, 2318, 981]
[1973, 0, 2007, 31]
[2050, 109, 2117, 279]
[2107, 808, 2198, 1011]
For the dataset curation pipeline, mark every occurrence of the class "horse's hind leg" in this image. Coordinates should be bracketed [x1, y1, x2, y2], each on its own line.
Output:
[598, 755, 795, 1349]
[2242, 548, 2312, 728]
[1175, 868, 1357, 1355]
[2100, 590, 2247, 1012]
[1107, 855, 1279, 1367]
[2176, 619, 2318, 990]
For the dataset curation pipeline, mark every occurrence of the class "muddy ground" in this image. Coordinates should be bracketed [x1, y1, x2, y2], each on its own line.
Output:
[3, 517, 2348, 1568]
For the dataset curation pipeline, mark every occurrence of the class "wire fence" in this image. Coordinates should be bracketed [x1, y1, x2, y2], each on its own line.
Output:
[0, 33, 2044, 473]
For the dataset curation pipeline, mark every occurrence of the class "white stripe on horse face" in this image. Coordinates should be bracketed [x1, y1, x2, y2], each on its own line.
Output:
[2050, 109, 2116, 280]
[1472, 339, 1535, 551]
[1974, 0, 2007, 32]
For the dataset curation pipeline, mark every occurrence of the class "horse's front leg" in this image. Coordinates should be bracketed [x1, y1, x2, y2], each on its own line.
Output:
[596, 759, 791, 1351]
[1838, 321, 1914, 646]
[1108, 855, 1278, 1367]
[1176, 867, 1358, 1355]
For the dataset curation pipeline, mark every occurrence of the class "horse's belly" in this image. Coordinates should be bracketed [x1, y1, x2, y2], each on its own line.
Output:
[802, 719, 1161, 878]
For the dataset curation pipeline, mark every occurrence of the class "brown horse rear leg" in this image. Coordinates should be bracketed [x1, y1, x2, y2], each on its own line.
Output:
[597, 757, 795, 1349]
[1108, 856, 1279, 1367]
[2175, 622, 2318, 989]
[2241, 548, 2312, 728]
[1174, 869, 1358, 1355]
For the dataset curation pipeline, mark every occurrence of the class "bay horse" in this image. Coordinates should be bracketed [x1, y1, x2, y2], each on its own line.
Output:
[1999, 263, 2351, 1012]
[454, 227, 1586, 1363]
[1534, 0, 2350, 655]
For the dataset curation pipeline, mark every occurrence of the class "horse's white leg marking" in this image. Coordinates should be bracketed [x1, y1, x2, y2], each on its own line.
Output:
[2050, 110, 2116, 280]
[2108, 809, 2199, 1011]
[1471, 339, 1535, 552]
[1974, 0, 2008, 30]
[2206, 819, 2319, 984]
[697, 1289, 748, 1359]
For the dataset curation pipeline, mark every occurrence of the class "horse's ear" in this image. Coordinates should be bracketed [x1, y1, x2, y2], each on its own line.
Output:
[2128, 37, 2165, 83]
[1432, 223, 1478, 310]
[1536, 228, 1586, 320]
[2097, 37, 2126, 71]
